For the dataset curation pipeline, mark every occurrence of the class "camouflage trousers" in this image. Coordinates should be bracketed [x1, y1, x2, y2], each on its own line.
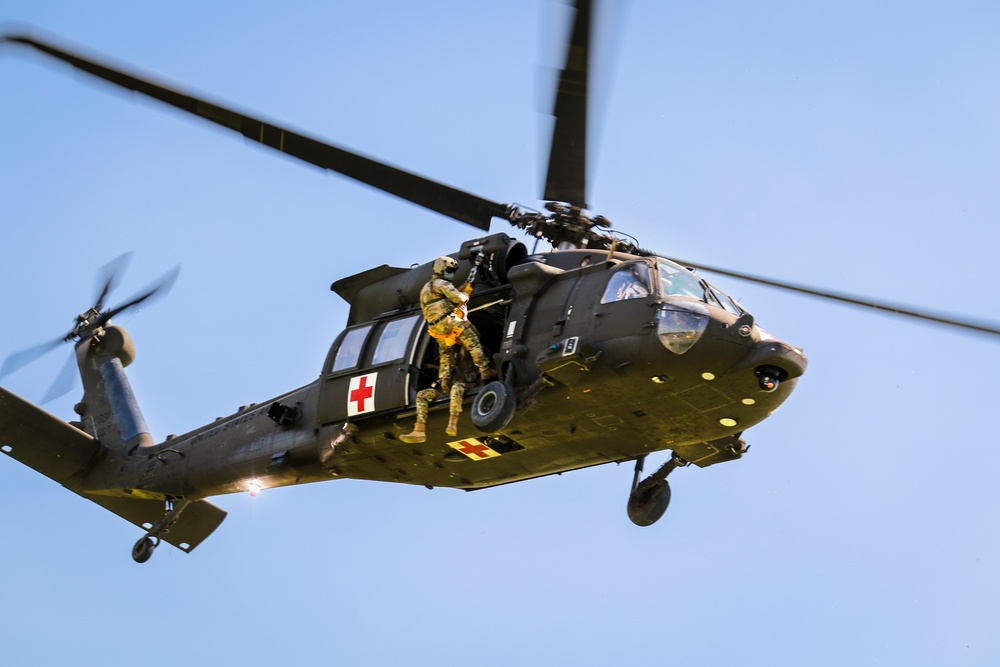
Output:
[414, 381, 472, 423]
[429, 319, 491, 381]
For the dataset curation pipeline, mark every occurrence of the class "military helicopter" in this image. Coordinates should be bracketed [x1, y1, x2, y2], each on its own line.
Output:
[2, 1, 998, 564]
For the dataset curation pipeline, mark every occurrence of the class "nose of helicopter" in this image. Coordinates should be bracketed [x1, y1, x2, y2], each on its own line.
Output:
[641, 302, 810, 435]
[654, 301, 807, 383]
[737, 334, 809, 392]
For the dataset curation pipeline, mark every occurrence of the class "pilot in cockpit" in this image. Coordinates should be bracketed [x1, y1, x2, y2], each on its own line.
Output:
[602, 262, 650, 303]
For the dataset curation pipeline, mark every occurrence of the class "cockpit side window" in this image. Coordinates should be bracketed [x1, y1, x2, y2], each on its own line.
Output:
[657, 261, 706, 301]
[601, 262, 651, 304]
[709, 285, 744, 316]
[331, 325, 372, 373]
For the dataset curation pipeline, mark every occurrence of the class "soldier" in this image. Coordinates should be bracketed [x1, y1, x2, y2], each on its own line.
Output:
[419, 256, 497, 385]
[400, 346, 481, 443]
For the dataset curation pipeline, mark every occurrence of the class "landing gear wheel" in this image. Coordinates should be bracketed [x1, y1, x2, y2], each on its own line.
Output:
[131, 535, 158, 563]
[471, 381, 516, 433]
[627, 479, 671, 527]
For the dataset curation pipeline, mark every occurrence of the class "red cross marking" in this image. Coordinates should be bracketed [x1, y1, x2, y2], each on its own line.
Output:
[457, 440, 493, 459]
[350, 376, 374, 413]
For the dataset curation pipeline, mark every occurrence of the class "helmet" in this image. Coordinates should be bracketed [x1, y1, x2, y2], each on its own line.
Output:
[433, 256, 459, 279]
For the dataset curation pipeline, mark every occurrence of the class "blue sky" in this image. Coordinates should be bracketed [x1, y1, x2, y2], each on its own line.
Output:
[2, 1, 1000, 665]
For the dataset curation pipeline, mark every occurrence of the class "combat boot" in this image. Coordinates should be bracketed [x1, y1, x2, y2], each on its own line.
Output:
[446, 414, 459, 437]
[399, 423, 426, 444]
[481, 367, 497, 381]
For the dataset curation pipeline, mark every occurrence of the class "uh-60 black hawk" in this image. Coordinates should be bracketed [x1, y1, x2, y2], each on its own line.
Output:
[3, 1, 998, 563]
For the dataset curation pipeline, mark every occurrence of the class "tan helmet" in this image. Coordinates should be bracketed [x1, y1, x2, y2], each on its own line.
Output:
[433, 256, 459, 278]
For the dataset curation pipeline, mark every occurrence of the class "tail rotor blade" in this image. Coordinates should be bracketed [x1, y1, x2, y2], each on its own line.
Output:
[106, 265, 180, 321]
[1, 257, 177, 389]
[93, 252, 132, 311]
[0, 335, 66, 378]
[41, 349, 79, 404]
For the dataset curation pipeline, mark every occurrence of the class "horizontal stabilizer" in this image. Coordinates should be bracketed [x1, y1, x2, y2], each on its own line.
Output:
[0, 386, 103, 483]
[1, 386, 225, 553]
[86, 493, 226, 553]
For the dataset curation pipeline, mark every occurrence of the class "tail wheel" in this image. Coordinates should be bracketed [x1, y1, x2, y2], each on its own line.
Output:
[131, 535, 159, 563]
[471, 381, 517, 433]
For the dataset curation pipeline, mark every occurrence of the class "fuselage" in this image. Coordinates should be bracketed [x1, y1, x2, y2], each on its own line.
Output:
[83, 242, 807, 501]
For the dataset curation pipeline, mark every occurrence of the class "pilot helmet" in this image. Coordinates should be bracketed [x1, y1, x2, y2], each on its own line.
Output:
[433, 256, 459, 280]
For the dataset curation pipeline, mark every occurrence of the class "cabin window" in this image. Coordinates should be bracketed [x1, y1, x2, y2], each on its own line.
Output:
[657, 261, 706, 301]
[601, 262, 651, 304]
[331, 325, 372, 372]
[371, 315, 420, 365]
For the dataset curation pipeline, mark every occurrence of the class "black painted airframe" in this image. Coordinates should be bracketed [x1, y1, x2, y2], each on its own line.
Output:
[2, 2, 995, 562]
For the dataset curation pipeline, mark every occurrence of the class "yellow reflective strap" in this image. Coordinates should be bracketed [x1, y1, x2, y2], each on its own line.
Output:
[429, 326, 463, 347]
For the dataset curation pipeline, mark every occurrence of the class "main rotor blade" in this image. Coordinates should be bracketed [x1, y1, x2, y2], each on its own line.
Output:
[670, 257, 1000, 338]
[2, 34, 507, 231]
[543, 0, 592, 209]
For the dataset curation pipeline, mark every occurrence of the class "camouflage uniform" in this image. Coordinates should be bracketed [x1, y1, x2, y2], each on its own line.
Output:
[413, 347, 482, 424]
[420, 276, 493, 381]
[400, 259, 496, 444]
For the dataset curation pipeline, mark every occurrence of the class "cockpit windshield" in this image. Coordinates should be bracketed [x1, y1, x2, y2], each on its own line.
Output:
[656, 260, 706, 301]
[656, 259, 747, 315]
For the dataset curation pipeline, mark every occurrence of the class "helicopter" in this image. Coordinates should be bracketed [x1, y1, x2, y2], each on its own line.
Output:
[2, 1, 998, 565]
